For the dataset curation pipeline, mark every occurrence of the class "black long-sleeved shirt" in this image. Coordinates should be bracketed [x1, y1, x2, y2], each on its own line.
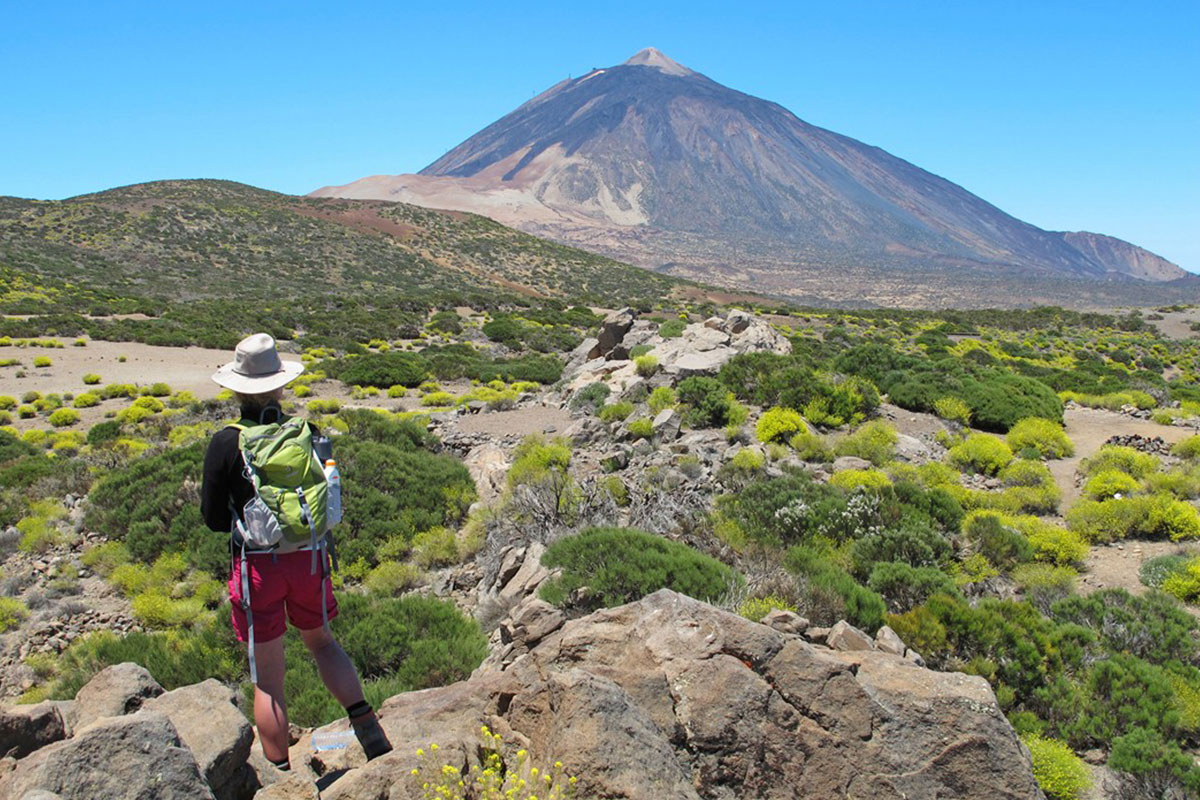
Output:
[201, 424, 254, 533]
[201, 403, 301, 534]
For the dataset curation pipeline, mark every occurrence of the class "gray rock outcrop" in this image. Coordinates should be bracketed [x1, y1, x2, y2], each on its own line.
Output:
[71, 662, 163, 729]
[319, 590, 1044, 799]
[0, 702, 66, 759]
[144, 679, 253, 800]
[0, 710, 214, 800]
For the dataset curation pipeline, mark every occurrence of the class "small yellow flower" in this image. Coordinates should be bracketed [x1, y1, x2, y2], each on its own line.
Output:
[417, 748, 425, 756]
[410, 768, 419, 776]
[431, 743, 439, 751]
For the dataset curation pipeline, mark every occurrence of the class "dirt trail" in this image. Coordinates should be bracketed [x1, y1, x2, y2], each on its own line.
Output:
[1049, 406, 1193, 508]
[1047, 406, 1200, 601]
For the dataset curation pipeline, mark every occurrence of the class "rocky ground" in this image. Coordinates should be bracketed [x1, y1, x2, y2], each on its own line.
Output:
[4, 307, 1200, 797]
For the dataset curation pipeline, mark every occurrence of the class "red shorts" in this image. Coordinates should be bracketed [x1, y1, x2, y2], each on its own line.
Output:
[229, 549, 338, 643]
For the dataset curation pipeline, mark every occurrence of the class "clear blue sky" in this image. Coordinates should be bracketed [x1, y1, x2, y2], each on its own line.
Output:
[2, 0, 1197, 270]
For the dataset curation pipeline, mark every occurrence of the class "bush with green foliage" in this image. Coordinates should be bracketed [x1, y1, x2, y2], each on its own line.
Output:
[1171, 435, 1200, 461]
[47, 408, 80, 427]
[647, 386, 676, 415]
[948, 434, 1014, 475]
[626, 417, 653, 440]
[737, 594, 797, 622]
[1083, 469, 1140, 500]
[658, 318, 686, 338]
[598, 401, 634, 423]
[1080, 445, 1159, 480]
[787, 545, 886, 632]
[867, 561, 958, 613]
[1022, 734, 1091, 800]
[1012, 563, 1077, 613]
[933, 396, 971, 426]
[677, 376, 735, 428]
[829, 468, 893, 493]
[789, 430, 833, 462]
[1067, 494, 1200, 543]
[1161, 558, 1200, 602]
[1140, 554, 1191, 590]
[570, 382, 611, 411]
[634, 354, 658, 377]
[82, 372, 101, 385]
[755, 406, 807, 444]
[0, 596, 28, 632]
[364, 561, 422, 595]
[834, 419, 898, 466]
[1006, 417, 1074, 459]
[539, 527, 740, 612]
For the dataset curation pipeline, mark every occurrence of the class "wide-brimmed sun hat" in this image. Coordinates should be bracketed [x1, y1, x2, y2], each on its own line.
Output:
[211, 333, 304, 394]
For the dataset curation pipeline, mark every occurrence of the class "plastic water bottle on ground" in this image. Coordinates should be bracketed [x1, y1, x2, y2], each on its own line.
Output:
[311, 729, 356, 751]
[324, 459, 342, 529]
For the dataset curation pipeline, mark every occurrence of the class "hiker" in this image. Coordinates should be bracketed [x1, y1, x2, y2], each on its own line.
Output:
[201, 333, 391, 770]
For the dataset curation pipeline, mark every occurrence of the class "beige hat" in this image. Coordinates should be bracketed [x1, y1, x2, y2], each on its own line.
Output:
[211, 333, 304, 394]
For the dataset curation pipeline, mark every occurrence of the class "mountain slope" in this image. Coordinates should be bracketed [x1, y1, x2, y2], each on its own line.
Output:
[313, 49, 1189, 303]
[1060, 231, 1187, 282]
[0, 179, 686, 306]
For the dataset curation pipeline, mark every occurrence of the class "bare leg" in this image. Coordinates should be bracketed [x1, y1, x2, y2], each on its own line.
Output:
[298, 625, 365, 708]
[251, 635, 290, 763]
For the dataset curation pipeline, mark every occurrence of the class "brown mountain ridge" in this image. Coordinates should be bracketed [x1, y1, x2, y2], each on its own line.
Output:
[313, 48, 1191, 306]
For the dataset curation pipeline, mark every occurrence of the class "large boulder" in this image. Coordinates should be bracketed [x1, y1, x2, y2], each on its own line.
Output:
[0, 710, 214, 800]
[595, 308, 636, 356]
[324, 590, 1043, 800]
[72, 663, 163, 729]
[144, 679, 254, 800]
[0, 702, 66, 759]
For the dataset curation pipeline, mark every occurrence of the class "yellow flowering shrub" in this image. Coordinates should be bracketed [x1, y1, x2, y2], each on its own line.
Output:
[411, 726, 576, 800]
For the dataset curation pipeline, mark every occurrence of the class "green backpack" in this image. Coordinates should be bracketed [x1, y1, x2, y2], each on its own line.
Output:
[230, 415, 333, 685]
[231, 416, 330, 554]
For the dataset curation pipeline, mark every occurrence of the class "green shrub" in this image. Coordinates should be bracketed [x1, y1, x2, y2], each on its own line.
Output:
[634, 355, 659, 377]
[32, 355, 51, 367]
[420, 391, 456, 407]
[787, 546, 886, 632]
[676, 376, 734, 428]
[47, 408, 80, 427]
[737, 594, 797, 622]
[1006, 418, 1074, 459]
[851, 521, 952, 575]
[411, 526, 458, 568]
[306, 398, 342, 414]
[336, 352, 428, 388]
[647, 386, 676, 415]
[1012, 563, 1077, 612]
[364, 561, 422, 595]
[16, 404, 36, 419]
[1171, 435, 1200, 461]
[867, 561, 958, 613]
[571, 382, 611, 412]
[82, 373, 101, 385]
[1083, 469, 1140, 500]
[834, 419, 898, 466]
[789, 430, 833, 462]
[386, 384, 407, 398]
[81, 541, 131, 576]
[1140, 554, 1191, 590]
[86, 420, 121, 445]
[142, 382, 171, 397]
[933, 396, 971, 426]
[1107, 727, 1200, 795]
[539, 527, 740, 612]
[658, 318, 686, 338]
[627, 417, 653, 440]
[1051, 589, 1196, 665]
[1080, 446, 1159, 480]
[1067, 495, 1200, 543]
[948, 434, 1014, 475]
[598, 401, 634, 423]
[1022, 734, 1091, 800]
[1162, 558, 1200, 602]
[963, 511, 1034, 569]
[755, 406, 807, 443]
[72, 392, 101, 409]
[0, 596, 28, 632]
[0, 395, 15, 410]
[829, 468, 892, 492]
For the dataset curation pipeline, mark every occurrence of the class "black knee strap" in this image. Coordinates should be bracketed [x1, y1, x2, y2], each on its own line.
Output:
[346, 700, 372, 719]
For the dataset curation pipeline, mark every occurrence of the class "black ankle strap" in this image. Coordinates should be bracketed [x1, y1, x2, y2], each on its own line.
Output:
[346, 700, 372, 718]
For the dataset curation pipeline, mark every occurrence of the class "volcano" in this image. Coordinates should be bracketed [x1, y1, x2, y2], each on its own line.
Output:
[313, 49, 1187, 303]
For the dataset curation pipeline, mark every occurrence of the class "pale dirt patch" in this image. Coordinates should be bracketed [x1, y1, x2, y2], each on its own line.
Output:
[1048, 406, 1194, 508]
[1079, 539, 1199, 598]
[453, 405, 573, 438]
